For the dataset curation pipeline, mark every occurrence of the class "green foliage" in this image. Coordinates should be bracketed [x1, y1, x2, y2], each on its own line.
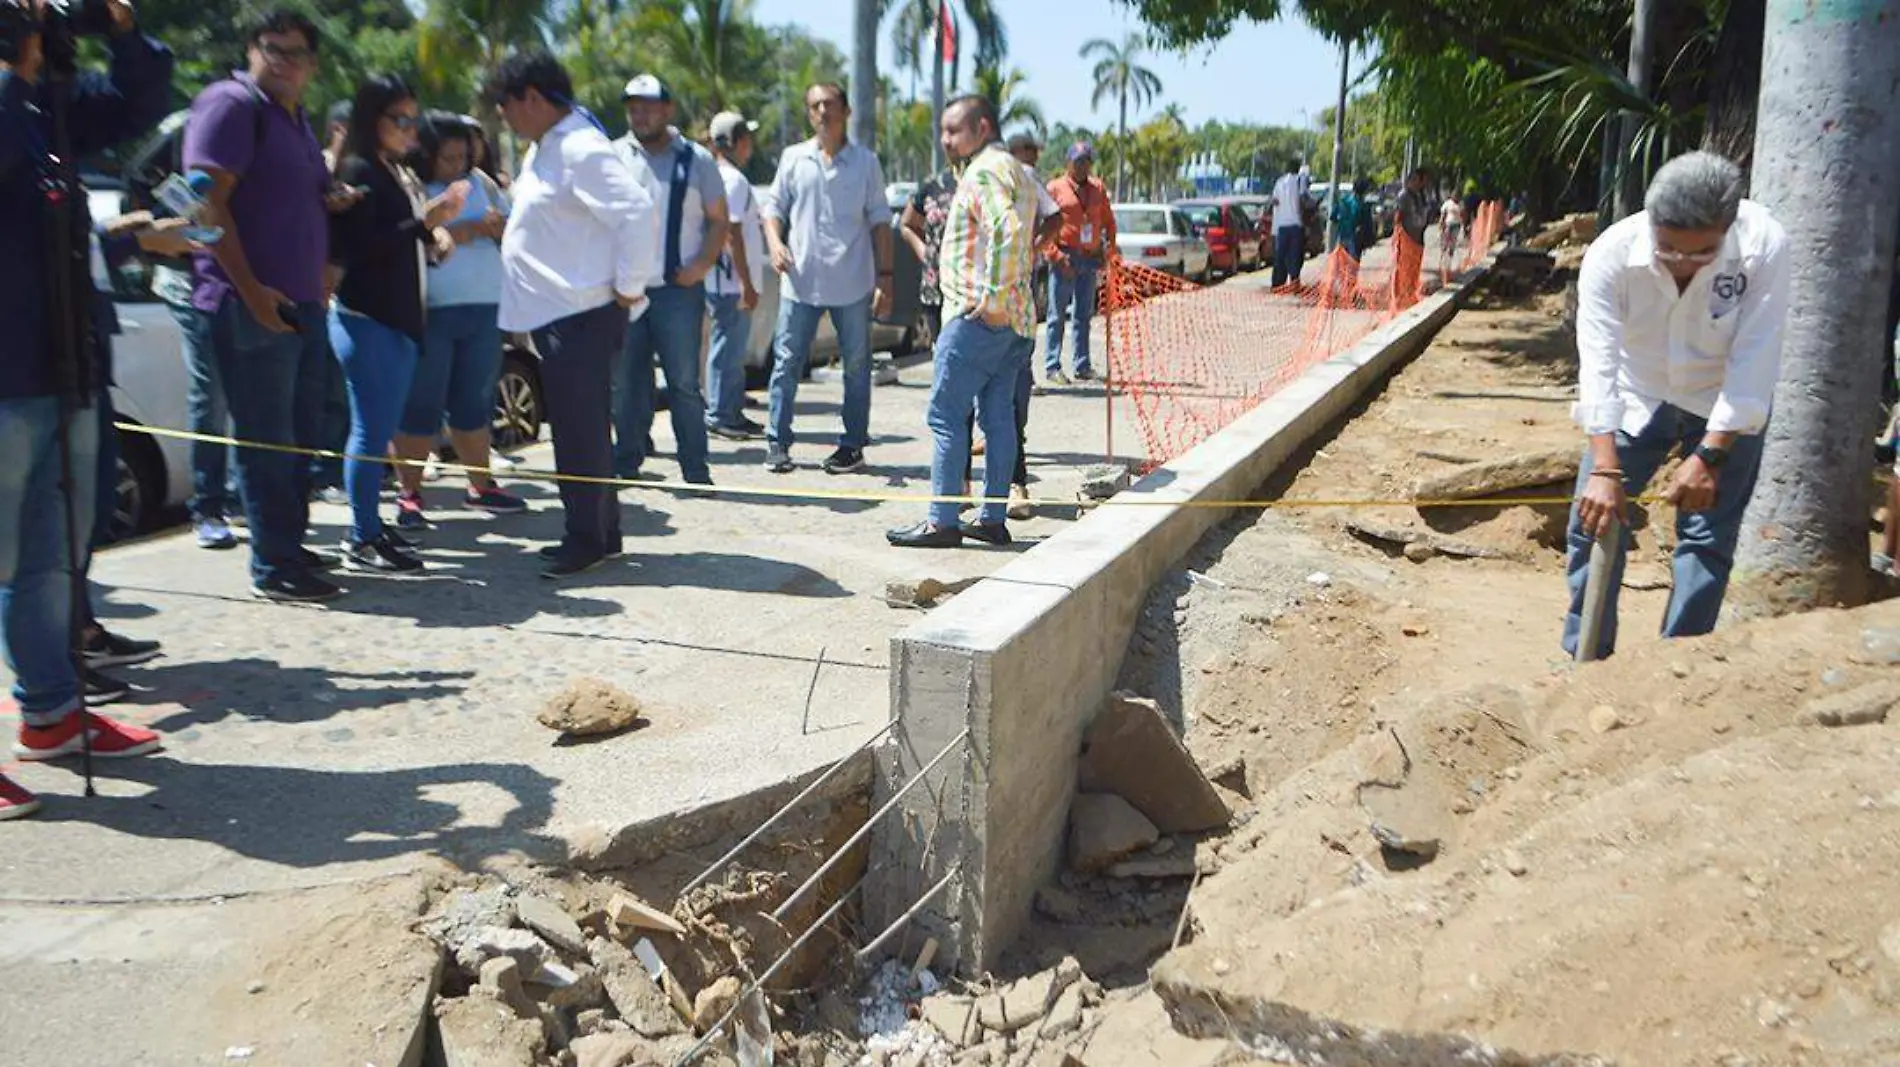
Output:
[971, 64, 1046, 141]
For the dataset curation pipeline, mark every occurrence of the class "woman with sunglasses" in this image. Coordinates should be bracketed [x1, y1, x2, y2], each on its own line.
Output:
[327, 74, 468, 573]
[389, 112, 525, 531]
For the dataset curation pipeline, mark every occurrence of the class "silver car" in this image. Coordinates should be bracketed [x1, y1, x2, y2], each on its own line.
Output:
[1112, 203, 1212, 282]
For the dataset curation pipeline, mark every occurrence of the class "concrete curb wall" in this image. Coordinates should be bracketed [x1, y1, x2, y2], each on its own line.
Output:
[870, 271, 1484, 973]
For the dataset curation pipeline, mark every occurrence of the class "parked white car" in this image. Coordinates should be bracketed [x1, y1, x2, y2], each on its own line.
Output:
[1113, 203, 1212, 282]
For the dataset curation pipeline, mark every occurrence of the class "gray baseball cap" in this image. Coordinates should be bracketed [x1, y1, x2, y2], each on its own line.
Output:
[709, 111, 759, 147]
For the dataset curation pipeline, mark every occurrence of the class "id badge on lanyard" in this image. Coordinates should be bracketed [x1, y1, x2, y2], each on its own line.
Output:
[1076, 182, 1094, 248]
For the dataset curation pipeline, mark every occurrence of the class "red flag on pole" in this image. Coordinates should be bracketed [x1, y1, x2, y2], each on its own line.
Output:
[940, 0, 957, 65]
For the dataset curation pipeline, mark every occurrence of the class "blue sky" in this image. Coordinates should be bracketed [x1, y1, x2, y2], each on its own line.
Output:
[747, 0, 1348, 134]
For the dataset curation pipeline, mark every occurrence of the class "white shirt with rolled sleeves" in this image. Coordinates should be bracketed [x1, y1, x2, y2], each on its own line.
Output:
[1023, 162, 1058, 219]
[711, 159, 765, 298]
[1573, 199, 1790, 438]
[498, 110, 661, 333]
[766, 138, 892, 307]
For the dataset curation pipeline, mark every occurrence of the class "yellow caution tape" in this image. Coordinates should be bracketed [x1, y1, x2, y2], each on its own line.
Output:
[116, 422, 1660, 511]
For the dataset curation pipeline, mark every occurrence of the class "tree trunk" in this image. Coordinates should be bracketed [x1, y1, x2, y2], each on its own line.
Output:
[1116, 92, 1128, 200]
[1728, 0, 1900, 619]
[931, 20, 946, 171]
[1702, 0, 1765, 180]
[850, 0, 879, 150]
[1326, 37, 1349, 247]
[1612, 0, 1656, 221]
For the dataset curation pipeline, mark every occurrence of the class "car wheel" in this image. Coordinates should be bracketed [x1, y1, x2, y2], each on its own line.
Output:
[109, 430, 163, 544]
[492, 349, 544, 451]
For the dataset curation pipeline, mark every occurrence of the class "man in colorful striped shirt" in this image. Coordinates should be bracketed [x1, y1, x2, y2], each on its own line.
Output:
[887, 95, 1039, 549]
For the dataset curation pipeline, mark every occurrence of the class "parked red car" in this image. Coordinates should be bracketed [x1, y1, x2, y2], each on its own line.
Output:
[1173, 198, 1264, 276]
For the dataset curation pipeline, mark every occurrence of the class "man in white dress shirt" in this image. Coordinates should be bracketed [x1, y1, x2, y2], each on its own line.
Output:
[1564, 151, 1790, 658]
[488, 51, 659, 579]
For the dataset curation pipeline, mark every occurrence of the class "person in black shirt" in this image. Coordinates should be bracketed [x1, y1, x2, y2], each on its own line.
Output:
[326, 74, 464, 574]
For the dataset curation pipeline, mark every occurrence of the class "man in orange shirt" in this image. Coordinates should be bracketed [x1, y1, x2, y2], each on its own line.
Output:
[1043, 142, 1116, 384]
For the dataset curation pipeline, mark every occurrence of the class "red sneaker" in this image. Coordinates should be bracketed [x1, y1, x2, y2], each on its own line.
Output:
[14, 711, 162, 761]
[0, 775, 41, 821]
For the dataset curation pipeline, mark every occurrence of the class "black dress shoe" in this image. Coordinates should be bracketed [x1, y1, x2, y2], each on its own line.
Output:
[959, 521, 1012, 546]
[886, 520, 963, 549]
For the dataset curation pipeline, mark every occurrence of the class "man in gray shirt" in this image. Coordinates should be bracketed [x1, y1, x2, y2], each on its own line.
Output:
[613, 74, 730, 486]
[761, 82, 895, 475]
[1395, 166, 1433, 247]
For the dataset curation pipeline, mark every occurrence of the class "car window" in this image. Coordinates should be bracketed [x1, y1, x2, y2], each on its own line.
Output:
[1171, 211, 1193, 238]
[1229, 205, 1254, 229]
[1113, 208, 1169, 235]
[1179, 205, 1220, 228]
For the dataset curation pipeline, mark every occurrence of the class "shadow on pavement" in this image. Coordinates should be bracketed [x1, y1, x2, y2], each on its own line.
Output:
[31, 755, 564, 870]
[131, 659, 475, 731]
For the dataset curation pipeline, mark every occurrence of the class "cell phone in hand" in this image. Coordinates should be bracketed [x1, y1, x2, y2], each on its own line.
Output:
[277, 303, 300, 330]
[182, 225, 224, 245]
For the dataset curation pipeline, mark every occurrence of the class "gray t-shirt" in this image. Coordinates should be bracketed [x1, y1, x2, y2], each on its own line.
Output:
[1395, 187, 1431, 245]
[767, 139, 893, 307]
[616, 129, 727, 286]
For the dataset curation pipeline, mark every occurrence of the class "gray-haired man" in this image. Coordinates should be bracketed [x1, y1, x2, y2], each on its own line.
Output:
[1563, 151, 1791, 658]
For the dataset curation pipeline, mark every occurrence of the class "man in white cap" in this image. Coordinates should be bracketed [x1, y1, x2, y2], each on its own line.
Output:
[706, 110, 765, 440]
[612, 73, 730, 486]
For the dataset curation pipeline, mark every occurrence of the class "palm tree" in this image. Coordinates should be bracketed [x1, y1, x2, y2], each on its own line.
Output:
[972, 64, 1046, 142]
[633, 0, 759, 122]
[1082, 31, 1164, 198]
[885, 0, 1007, 169]
[419, 0, 550, 103]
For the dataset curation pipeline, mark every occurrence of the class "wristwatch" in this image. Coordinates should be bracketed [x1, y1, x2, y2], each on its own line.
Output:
[1694, 443, 1730, 469]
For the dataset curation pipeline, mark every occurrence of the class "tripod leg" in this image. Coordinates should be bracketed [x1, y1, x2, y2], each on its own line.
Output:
[53, 403, 94, 797]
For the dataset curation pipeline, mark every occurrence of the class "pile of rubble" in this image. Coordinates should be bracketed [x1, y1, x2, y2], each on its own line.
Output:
[423, 877, 723, 1067]
[859, 956, 1107, 1067]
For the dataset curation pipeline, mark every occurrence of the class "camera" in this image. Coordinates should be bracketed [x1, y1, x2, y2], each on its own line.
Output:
[0, 0, 118, 71]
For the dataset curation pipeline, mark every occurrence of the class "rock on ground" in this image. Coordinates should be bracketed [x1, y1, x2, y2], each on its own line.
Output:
[515, 892, 588, 955]
[435, 994, 546, 1067]
[1798, 681, 1900, 727]
[571, 1030, 660, 1067]
[693, 975, 742, 1034]
[1069, 794, 1160, 873]
[590, 938, 687, 1039]
[538, 678, 646, 736]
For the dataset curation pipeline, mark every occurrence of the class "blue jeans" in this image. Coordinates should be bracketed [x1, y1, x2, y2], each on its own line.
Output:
[705, 292, 753, 431]
[929, 317, 1024, 528]
[330, 309, 420, 543]
[221, 298, 329, 585]
[615, 284, 710, 482]
[1045, 255, 1099, 376]
[0, 396, 98, 726]
[406, 303, 504, 436]
[1273, 225, 1304, 287]
[962, 334, 1033, 488]
[1561, 403, 1765, 659]
[313, 342, 349, 491]
[171, 298, 239, 521]
[769, 296, 873, 451]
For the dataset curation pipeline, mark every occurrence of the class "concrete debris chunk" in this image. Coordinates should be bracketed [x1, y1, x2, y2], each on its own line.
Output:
[920, 993, 980, 1046]
[435, 994, 546, 1067]
[570, 1030, 656, 1067]
[479, 957, 540, 1020]
[1035, 885, 1085, 923]
[1411, 447, 1579, 502]
[516, 893, 588, 955]
[1079, 693, 1231, 833]
[693, 976, 743, 1035]
[884, 576, 981, 609]
[1069, 793, 1160, 873]
[590, 938, 688, 1039]
[1588, 705, 1627, 734]
[977, 978, 1050, 1035]
[1079, 464, 1132, 501]
[424, 885, 518, 960]
[1797, 681, 1900, 728]
[457, 926, 554, 979]
[1038, 982, 1088, 1039]
[608, 893, 687, 938]
[538, 678, 646, 737]
[1359, 781, 1448, 865]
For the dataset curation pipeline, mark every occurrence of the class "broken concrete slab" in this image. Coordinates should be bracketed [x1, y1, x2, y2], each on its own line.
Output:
[424, 885, 518, 962]
[1152, 945, 1604, 1066]
[457, 926, 555, 978]
[1411, 448, 1579, 502]
[516, 893, 588, 955]
[435, 994, 546, 1067]
[920, 993, 980, 1045]
[1080, 693, 1230, 834]
[1070, 794, 1161, 873]
[1344, 519, 1527, 562]
[590, 938, 688, 1039]
[1079, 465, 1133, 501]
[479, 957, 540, 1019]
[1038, 982, 1088, 1039]
[1798, 681, 1900, 728]
[538, 677, 647, 737]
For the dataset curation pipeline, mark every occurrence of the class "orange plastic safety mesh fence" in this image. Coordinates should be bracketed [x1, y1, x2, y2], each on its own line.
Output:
[1103, 203, 1502, 469]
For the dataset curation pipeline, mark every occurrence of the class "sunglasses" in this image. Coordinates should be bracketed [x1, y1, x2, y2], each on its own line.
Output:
[384, 114, 419, 130]
[1653, 247, 1721, 265]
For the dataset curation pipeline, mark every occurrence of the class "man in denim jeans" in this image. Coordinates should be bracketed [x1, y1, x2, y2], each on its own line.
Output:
[704, 110, 764, 440]
[0, 0, 171, 819]
[188, 9, 363, 602]
[1564, 152, 1789, 659]
[154, 262, 242, 549]
[1043, 142, 1113, 385]
[612, 75, 728, 486]
[761, 83, 894, 476]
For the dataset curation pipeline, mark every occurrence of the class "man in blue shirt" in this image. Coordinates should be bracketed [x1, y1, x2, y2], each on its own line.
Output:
[761, 82, 894, 476]
[612, 75, 729, 487]
[0, 0, 173, 820]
